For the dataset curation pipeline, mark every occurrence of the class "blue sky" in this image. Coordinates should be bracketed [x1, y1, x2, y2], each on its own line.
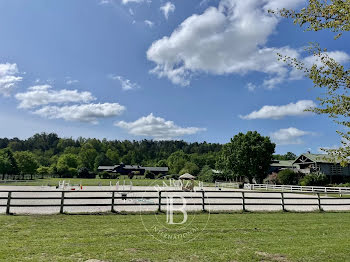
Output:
[0, 0, 349, 155]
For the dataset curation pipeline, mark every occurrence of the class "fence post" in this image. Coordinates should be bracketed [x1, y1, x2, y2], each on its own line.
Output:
[158, 191, 161, 212]
[281, 192, 285, 211]
[201, 190, 205, 211]
[317, 193, 322, 211]
[60, 191, 65, 214]
[111, 191, 115, 213]
[6, 192, 12, 215]
[242, 192, 246, 212]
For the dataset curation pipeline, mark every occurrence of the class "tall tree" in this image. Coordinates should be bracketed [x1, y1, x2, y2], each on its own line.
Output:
[217, 131, 275, 183]
[272, 0, 350, 164]
[14, 151, 39, 179]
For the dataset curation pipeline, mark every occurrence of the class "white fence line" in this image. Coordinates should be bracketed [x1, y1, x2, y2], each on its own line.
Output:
[215, 181, 240, 189]
[244, 183, 350, 194]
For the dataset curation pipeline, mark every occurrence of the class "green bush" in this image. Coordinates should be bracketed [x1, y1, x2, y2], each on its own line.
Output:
[170, 174, 179, 180]
[77, 167, 96, 179]
[300, 173, 328, 186]
[144, 170, 155, 179]
[100, 171, 111, 179]
[277, 169, 299, 185]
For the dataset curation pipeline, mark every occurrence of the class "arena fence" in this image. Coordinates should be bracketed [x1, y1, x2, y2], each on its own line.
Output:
[244, 183, 350, 194]
[1, 189, 350, 215]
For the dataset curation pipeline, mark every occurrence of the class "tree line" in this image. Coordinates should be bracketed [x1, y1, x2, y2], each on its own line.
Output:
[0, 133, 222, 180]
[0, 132, 298, 182]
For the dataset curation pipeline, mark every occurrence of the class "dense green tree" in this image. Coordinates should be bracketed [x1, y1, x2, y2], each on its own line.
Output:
[0, 154, 11, 179]
[167, 151, 189, 174]
[179, 162, 200, 175]
[57, 154, 79, 177]
[14, 151, 39, 179]
[273, 0, 350, 164]
[36, 166, 51, 179]
[0, 133, 223, 178]
[277, 169, 299, 185]
[273, 152, 297, 161]
[106, 149, 120, 164]
[217, 131, 275, 183]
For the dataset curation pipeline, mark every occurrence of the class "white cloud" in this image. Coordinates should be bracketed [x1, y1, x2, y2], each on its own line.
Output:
[246, 82, 256, 92]
[122, 0, 150, 4]
[66, 79, 79, 85]
[147, 0, 305, 86]
[240, 100, 316, 120]
[110, 75, 140, 90]
[0, 63, 23, 96]
[115, 113, 206, 140]
[99, 0, 112, 4]
[144, 20, 154, 27]
[160, 2, 175, 19]
[15, 85, 95, 109]
[99, 0, 150, 5]
[34, 103, 126, 124]
[270, 127, 311, 145]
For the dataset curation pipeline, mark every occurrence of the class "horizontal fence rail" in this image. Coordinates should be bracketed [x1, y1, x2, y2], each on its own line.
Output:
[0, 189, 350, 215]
[244, 184, 350, 194]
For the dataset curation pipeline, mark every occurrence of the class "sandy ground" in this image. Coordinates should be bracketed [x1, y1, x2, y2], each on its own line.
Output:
[0, 186, 349, 214]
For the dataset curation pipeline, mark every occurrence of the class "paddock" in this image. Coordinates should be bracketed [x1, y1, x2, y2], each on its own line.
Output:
[0, 185, 350, 214]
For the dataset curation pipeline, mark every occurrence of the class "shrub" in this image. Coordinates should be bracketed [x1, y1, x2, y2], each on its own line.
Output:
[145, 170, 155, 179]
[170, 174, 179, 180]
[264, 173, 278, 184]
[198, 165, 214, 182]
[100, 171, 111, 179]
[64, 167, 77, 178]
[277, 169, 299, 185]
[300, 173, 328, 186]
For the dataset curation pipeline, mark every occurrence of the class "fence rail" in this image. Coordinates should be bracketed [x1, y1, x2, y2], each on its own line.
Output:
[244, 184, 350, 194]
[1, 189, 350, 215]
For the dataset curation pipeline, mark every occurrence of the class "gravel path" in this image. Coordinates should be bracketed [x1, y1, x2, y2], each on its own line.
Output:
[0, 186, 349, 214]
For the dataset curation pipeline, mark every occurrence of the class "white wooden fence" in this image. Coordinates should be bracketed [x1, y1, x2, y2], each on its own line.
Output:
[244, 184, 350, 194]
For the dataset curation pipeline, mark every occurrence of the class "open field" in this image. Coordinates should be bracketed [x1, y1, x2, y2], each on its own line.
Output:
[0, 213, 350, 261]
[0, 178, 192, 187]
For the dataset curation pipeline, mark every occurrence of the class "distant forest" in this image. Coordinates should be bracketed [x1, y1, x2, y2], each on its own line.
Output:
[0, 133, 296, 181]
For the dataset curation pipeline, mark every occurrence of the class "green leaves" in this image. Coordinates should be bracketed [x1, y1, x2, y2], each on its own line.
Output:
[217, 131, 275, 183]
[275, 0, 350, 165]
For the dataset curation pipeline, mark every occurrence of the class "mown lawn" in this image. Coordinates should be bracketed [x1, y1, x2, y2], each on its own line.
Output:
[0, 212, 349, 261]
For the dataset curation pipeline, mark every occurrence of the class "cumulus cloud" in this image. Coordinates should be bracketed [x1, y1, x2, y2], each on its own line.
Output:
[147, 0, 305, 86]
[270, 127, 311, 145]
[110, 75, 140, 90]
[160, 2, 175, 19]
[144, 20, 154, 27]
[0, 63, 23, 96]
[34, 103, 126, 124]
[115, 113, 206, 140]
[240, 100, 316, 120]
[15, 85, 95, 109]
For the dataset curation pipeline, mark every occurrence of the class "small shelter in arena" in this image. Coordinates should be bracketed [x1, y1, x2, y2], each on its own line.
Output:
[179, 173, 195, 191]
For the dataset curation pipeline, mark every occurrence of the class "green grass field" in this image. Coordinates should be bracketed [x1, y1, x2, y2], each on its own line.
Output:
[0, 178, 175, 187]
[0, 177, 212, 187]
[0, 212, 349, 261]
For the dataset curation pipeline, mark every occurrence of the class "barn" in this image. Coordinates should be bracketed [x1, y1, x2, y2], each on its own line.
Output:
[97, 163, 168, 176]
[293, 153, 350, 182]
